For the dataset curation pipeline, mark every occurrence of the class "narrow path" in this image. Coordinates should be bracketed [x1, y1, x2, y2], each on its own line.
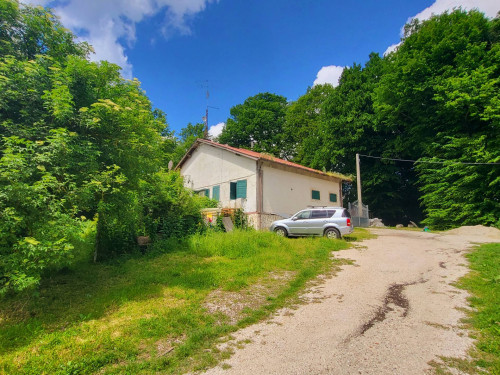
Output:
[202, 228, 499, 375]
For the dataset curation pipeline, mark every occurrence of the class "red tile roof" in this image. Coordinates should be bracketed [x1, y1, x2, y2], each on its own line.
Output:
[177, 138, 352, 182]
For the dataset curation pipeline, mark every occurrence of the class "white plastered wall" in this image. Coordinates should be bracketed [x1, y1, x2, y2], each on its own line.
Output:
[262, 165, 341, 218]
[180, 143, 257, 212]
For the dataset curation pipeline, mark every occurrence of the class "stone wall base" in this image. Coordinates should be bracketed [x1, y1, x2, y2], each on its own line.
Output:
[247, 213, 288, 231]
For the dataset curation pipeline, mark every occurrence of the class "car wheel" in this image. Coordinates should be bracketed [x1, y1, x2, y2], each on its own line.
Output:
[324, 228, 341, 239]
[274, 227, 288, 237]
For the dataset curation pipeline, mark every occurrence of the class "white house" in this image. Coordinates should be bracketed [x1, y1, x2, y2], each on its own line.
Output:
[177, 139, 352, 230]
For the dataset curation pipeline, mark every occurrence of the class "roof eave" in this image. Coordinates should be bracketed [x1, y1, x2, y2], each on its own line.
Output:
[261, 158, 352, 182]
[176, 139, 352, 182]
[176, 138, 259, 170]
[175, 138, 201, 170]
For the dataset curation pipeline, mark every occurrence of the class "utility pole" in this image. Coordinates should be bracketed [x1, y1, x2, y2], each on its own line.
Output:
[356, 153, 363, 218]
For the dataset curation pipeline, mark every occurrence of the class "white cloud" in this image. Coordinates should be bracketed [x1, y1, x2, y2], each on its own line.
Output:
[314, 1, 499, 85]
[313, 65, 344, 87]
[384, 42, 401, 56]
[383, 1, 499, 58]
[208, 122, 225, 138]
[411, 0, 499, 22]
[25, 0, 217, 79]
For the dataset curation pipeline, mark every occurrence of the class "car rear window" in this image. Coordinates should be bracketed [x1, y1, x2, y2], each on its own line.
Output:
[342, 209, 351, 218]
[327, 210, 336, 217]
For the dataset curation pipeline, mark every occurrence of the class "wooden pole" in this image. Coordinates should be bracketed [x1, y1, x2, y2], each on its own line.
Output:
[356, 153, 362, 218]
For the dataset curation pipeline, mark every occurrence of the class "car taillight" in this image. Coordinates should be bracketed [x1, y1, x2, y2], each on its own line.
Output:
[347, 218, 351, 227]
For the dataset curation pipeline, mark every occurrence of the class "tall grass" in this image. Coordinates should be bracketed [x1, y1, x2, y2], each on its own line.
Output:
[0, 230, 352, 374]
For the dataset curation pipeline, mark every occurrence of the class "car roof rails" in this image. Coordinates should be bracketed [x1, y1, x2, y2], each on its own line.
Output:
[307, 205, 342, 209]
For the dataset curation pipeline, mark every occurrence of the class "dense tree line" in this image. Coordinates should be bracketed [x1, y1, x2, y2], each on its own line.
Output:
[218, 10, 500, 228]
[0, 0, 212, 294]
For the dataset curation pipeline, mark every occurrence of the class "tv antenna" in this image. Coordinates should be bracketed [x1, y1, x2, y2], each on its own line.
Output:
[198, 80, 219, 138]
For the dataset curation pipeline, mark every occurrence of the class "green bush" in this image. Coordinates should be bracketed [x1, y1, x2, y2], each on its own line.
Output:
[0, 2, 214, 294]
[139, 171, 217, 240]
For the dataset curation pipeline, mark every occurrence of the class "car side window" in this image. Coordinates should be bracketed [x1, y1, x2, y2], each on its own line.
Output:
[326, 210, 336, 217]
[294, 210, 311, 220]
[311, 210, 328, 219]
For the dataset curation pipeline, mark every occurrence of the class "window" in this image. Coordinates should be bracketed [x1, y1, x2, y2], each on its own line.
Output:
[311, 190, 320, 200]
[212, 185, 220, 201]
[196, 189, 210, 197]
[230, 182, 236, 199]
[329, 193, 337, 203]
[327, 209, 336, 217]
[342, 209, 351, 218]
[236, 180, 247, 198]
[294, 210, 311, 220]
[230, 179, 247, 199]
[311, 210, 328, 219]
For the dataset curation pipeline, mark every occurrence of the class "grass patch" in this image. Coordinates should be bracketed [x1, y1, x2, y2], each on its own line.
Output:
[343, 227, 377, 242]
[386, 226, 423, 231]
[433, 242, 500, 374]
[458, 242, 500, 374]
[0, 230, 351, 374]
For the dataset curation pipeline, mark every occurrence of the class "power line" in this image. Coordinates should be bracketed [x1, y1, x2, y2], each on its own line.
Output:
[358, 154, 500, 165]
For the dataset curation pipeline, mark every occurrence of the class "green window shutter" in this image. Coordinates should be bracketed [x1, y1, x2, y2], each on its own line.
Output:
[329, 193, 337, 202]
[204, 189, 210, 198]
[212, 185, 220, 201]
[236, 179, 247, 199]
[312, 190, 320, 200]
[230, 182, 237, 200]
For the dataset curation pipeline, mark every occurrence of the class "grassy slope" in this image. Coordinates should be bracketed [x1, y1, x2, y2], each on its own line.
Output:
[458, 242, 500, 374]
[0, 229, 370, 374]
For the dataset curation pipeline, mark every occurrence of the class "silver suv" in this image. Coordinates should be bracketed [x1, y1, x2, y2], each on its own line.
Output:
[270, 207, 353, 239]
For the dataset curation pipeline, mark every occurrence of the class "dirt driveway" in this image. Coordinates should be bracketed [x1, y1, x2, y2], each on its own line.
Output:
[202, 227, 500, 375]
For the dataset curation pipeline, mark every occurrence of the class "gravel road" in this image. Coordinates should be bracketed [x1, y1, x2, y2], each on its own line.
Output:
[202, 227, 500, 375]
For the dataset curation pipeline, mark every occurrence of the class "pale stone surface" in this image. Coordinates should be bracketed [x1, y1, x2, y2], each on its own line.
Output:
[200, 227, 500, 375]
[408, 221, 418, 228]
[369, 218, 385, 227]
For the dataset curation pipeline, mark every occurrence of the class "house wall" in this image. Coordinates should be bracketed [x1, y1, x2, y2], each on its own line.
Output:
[262, 165, 342, 218]
[180, 143, 257, 212]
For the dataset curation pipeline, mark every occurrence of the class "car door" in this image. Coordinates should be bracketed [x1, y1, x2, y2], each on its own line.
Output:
[287, 210, 311, 235]
[306, 210, 329, 235]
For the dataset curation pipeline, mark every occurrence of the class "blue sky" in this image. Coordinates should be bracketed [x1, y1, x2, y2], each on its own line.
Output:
[28, 0, 498, 137]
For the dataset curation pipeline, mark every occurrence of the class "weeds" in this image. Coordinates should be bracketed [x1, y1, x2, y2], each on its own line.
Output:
[343, 227, 376, 242]
[0, 230, 350, 374]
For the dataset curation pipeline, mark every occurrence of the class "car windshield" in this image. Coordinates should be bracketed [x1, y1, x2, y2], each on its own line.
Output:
[294, 210, 311, 220]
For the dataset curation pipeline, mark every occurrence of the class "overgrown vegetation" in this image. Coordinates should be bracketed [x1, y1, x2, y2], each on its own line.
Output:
[217, 10, 500, 228]
[0, 230, 355, 374]
[0, 0, 213, 295]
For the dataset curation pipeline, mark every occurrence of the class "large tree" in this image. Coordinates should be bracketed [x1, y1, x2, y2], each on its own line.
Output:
[283, 84, 334, 165]
[0, 0, 209, 294]
[218, 92, 288, 156]
[285, 54, 420, 223]
[286, 10, 499, 227]
[375, 10, 500, 228]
